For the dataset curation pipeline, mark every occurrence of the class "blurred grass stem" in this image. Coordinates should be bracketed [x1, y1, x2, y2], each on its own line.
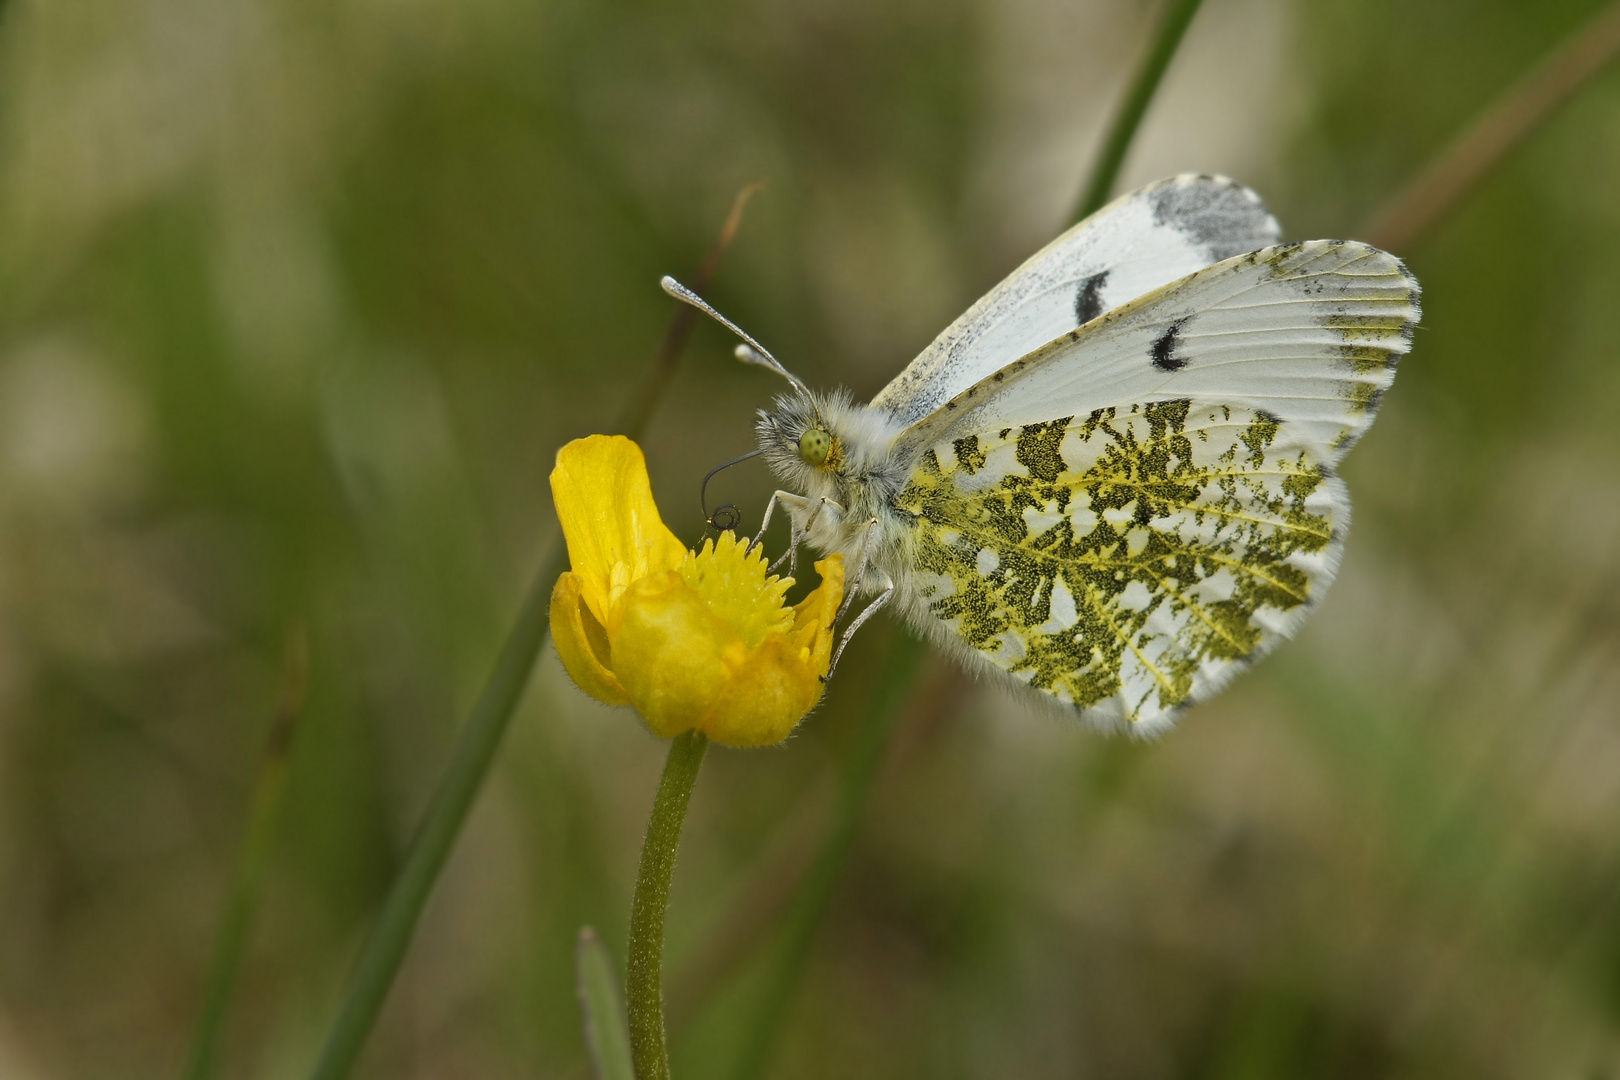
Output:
[1072, 0, 1206, 223]
[727, 631, 927, 1080]
[577, 927, 635, 1080]
[628, 732, 709, 1080]
[310, 550, 559, 1080]
[306, 185, 761, 1080]
[1362, 0, 1620, 252]
[183, 629, 309, 1080]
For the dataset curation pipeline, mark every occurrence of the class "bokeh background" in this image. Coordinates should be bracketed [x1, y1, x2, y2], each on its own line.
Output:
[3, 0, 1620, 1076]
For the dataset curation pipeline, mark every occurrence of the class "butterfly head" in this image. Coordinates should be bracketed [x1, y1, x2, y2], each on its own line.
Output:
[756, 388, 845, 488]
[756, 386, 911, 503]
[656, 273, 905, 496]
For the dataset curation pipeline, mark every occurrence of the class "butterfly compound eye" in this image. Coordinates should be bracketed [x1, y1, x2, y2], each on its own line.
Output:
[798, 427, 833, 467]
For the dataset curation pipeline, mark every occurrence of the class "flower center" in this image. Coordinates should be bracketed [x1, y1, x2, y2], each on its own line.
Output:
[680, 533, 795, 649]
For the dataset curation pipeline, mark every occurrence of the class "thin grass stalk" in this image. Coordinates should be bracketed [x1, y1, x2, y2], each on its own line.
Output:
[306, 184, 762, 1080]
[183, 629, 309, 1080]
[1361, 0, 1620, 253]
[309, 544, 560, 1080]
[726, 630, 927, 1080]
[1071, 0, 1206, 223]
[622, 182, 763, 438]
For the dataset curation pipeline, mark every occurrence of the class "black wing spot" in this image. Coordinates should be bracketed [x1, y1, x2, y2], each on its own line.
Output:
[1149, 176, 1279, 261]
[1150, 318, 1191, 372]
[1074, 271, 1109, 325]
[1255, 408, 1283, 426]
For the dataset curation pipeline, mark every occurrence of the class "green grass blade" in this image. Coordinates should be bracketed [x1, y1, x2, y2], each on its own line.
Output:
[309, 555, 560, 1080]
[1071, 0, 1206, 223]
[183, 630, 309, 1080]
[726, 630, 927, 1080]
[577, 927, 635, 1080]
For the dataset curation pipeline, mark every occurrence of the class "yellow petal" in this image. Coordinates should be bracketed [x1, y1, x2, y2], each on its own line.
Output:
[550, 435, 687, 628]
[611, 570, 735, 739]
[696, 553, 845, 748]
[698, 635, 826, 747]
[550, 572, 630, 706]
[792, 554, 845, 673]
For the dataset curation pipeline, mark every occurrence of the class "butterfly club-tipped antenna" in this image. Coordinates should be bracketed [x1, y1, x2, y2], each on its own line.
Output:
[660, 275, 812, 398]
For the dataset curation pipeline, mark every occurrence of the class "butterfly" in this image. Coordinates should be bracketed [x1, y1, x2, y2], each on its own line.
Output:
[664, 174, 1420, 734]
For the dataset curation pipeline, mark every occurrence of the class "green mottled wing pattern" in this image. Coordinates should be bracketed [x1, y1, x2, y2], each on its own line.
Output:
[895, 400, 1343, 732]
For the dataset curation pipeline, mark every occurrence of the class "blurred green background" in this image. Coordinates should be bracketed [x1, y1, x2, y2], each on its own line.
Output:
[2, 0, 1620, 1077]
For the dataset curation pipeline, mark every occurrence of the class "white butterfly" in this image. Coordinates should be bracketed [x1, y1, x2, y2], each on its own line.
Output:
[665, 174, 1420, 735]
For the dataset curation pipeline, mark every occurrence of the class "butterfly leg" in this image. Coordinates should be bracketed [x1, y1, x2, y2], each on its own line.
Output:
[825, 572, 894, 680]
[752, 489, 811, 572]
[750, 490, 804, 553]
[835, 516, 880, 623]
[768, 494, 847, 579]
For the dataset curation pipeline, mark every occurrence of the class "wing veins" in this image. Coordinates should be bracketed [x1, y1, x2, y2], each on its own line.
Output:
[1209, 296, 1415, 311]
[941, 508, 1319, 599]
[1082, 476, 1331, 539]
[1070, 573, 1180, 703]
[1195, 550, 1309, 603]
[1138, 566, 1250, 652]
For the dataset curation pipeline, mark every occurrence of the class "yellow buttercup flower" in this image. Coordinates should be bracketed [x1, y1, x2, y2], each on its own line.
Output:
[549, 434, 844, 747]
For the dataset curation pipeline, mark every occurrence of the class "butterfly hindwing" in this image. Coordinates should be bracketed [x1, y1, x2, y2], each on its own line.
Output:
[894, 400, 1344, 732]
[872, 175, 1281, 426]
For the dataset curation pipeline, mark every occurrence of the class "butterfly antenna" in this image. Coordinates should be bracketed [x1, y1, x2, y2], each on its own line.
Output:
[699, 447, 764, 536]
[660, 275, 812, 397]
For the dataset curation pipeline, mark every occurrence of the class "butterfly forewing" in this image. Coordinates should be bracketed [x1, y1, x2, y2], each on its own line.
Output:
[895, 400, 1344, 731]
[896, 240, 1421, 471]
[873, 175, 1281, 426]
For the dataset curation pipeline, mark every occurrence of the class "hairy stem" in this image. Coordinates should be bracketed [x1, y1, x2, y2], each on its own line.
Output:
[627, 732, 710, 1080]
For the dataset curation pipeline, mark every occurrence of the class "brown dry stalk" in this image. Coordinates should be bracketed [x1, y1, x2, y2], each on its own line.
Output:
[1362, 1, 1620, 253]
[619, 181, 765, 437]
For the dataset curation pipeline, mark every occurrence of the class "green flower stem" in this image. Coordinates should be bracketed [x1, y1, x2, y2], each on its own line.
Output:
[627, 731, 710, 1080]
[306, 183, 761, 1080]
[182, 630, 308, 1080]
[1071, 0, 1205, 223]
[727, 630, 927, 1080]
